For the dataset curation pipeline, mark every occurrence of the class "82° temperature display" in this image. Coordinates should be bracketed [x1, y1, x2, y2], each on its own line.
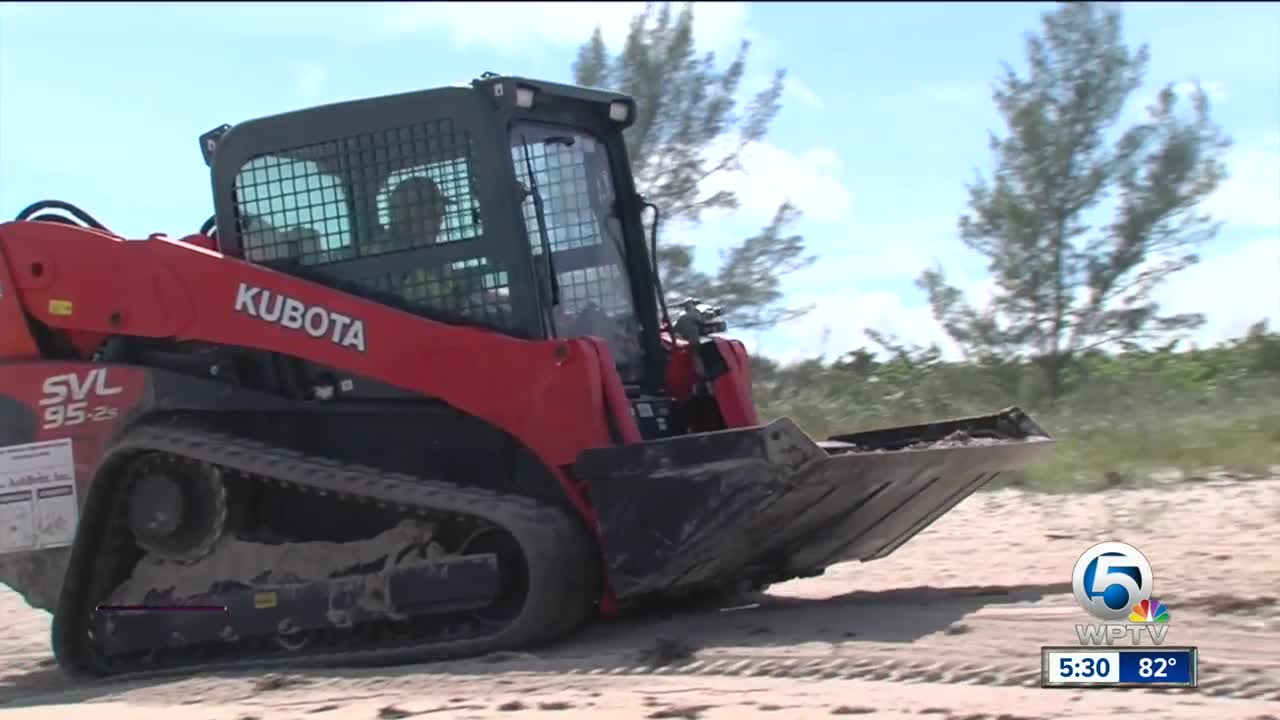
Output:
[1041, 646, 1198, 688]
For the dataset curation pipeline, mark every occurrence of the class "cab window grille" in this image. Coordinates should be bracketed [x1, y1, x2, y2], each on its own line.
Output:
[511, 132, 632, 317]
[510, 126, 645, 381]
[359, 260, 513, 329]
[233, 118, 509, 326]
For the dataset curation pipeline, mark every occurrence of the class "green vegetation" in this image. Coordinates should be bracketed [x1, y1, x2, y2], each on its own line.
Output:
[752, 322, 1280, 492]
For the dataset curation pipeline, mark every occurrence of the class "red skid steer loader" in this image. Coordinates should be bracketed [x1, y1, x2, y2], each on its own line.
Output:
[0, 74, 1053, 680]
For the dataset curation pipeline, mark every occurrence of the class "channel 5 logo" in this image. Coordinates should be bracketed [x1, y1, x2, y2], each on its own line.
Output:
[1072, 541, 1171, 645]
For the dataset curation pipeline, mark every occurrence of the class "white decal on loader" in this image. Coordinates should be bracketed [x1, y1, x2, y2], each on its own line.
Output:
[39, 368, 123, 430]
[233, 283, 367, 352]
[0, 438, 78, 554]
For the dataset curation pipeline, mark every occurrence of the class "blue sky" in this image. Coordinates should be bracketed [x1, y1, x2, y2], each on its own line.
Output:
[1, 1, 1276, 362]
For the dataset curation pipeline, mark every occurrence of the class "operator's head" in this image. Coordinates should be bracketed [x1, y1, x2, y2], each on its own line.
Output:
[389, 176, 451, 245]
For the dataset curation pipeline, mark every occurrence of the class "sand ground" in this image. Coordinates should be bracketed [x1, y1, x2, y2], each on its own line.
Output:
[2, 474, 1278, 719]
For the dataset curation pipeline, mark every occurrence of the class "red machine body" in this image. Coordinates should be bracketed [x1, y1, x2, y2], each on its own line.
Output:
[0, 74, 1052, 682]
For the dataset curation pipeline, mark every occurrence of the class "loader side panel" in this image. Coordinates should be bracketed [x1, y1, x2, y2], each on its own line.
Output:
[0, 362, 149, 495]
[0, 362, 149, 611]
[709, 337, 758, 428]
[0, 360, 582, 614]
[0, 362, 293, 613]
[662, 338, 758, 435]
[0, 221, 642, 530]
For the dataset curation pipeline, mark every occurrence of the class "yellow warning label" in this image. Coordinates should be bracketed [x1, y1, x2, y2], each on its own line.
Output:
[47, 299, 73, 316]
[253, 592, 278, 610]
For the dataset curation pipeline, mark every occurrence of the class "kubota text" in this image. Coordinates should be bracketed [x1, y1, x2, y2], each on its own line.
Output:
[233, 283, 367, 352]
[39, 368, 123, 430]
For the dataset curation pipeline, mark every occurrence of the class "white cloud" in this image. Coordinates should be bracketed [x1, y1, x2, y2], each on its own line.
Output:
[376, 1, 749, 57]
[695, 140, 851, 226]
[1206, 133, 1280, 229]
[755, 245, 994, 363]
[293, 63, 329, 101]
[786, 77, 823, 109]
[764, 205, 980, 300]
[653, 137, 851, 266]
[652, 139, 854, 315]
[1157, 235, 1280, 346]
[755, 287, 957, 364]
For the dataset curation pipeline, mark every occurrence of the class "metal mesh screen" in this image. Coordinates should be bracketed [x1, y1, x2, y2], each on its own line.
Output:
[510, 128, 645, 379]
[235, 140, 350, 266]
[557, 265, 630, 315]
[358, 260, 513, 327]
[233, 118, 513, 328]
[511, 136, 633, 317]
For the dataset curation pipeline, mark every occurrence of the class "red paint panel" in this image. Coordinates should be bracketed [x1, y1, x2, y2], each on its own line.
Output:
[711, 337, 759, 428]
[0, 221, 643, 533]
[0, 361, 149, 500]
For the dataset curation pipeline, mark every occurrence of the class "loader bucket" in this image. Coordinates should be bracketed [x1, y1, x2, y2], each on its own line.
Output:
[575, 406, 1053, 602]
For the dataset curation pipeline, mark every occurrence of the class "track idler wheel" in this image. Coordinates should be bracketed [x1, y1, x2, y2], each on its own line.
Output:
[458, 526, 528, 626]
[125, 454, 227, 564]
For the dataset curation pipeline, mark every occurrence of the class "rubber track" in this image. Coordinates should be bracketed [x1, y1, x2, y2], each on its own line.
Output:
[61, 424, 599, 681]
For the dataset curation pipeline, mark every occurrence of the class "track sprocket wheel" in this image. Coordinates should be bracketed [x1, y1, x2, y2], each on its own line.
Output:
[123, 453, 227, 565]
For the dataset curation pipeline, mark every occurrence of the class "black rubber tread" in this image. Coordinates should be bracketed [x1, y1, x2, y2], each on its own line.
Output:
[57, 423, 599, 681]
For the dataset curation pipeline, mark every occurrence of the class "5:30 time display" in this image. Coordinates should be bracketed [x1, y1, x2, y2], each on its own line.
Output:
[1049, 651, 1120, 682]
[1061, 655, 1111, 678]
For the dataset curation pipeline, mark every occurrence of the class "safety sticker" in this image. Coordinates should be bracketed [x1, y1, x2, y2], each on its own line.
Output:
[0, 438, 78, 554]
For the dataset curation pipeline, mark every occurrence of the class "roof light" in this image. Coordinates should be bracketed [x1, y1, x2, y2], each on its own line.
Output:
[515, 86, 535, 108]
[608, 101, 629, 122]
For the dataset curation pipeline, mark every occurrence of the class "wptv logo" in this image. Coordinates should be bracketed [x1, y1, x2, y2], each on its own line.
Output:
[1072, 541, 1172, 646]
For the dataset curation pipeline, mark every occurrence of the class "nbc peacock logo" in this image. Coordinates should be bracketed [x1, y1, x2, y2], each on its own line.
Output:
[1129, 598, 1171, 624]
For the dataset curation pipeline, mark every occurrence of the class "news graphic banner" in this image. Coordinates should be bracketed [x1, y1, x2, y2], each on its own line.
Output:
[1041, 646, 1199, 688]
[1041, 540, 1199, 689]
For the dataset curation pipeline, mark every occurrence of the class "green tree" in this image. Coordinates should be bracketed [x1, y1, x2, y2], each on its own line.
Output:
[707, 202, 815, 330]
[572, 1, 813, 330]
[917, 1, 1230, 399]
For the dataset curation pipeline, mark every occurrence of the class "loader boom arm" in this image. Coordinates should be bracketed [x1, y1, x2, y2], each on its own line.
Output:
[0, 221, 641, 480]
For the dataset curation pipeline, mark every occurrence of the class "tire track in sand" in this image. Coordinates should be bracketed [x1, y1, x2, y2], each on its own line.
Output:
[550, 651, 1280, 702]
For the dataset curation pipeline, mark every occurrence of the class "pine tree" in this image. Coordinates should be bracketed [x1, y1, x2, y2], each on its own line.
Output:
[918, 1, 1230, 398]
[572, 2, 813, 330]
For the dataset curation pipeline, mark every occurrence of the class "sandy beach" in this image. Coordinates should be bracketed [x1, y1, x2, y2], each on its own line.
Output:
[3, 475, 1277, 719]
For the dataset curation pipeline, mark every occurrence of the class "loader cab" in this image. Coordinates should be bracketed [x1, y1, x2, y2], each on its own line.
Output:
[206, 75, 665, 393]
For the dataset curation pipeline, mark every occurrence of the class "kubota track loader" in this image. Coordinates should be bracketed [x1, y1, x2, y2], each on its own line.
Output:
[0, 74, 1053, 680]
